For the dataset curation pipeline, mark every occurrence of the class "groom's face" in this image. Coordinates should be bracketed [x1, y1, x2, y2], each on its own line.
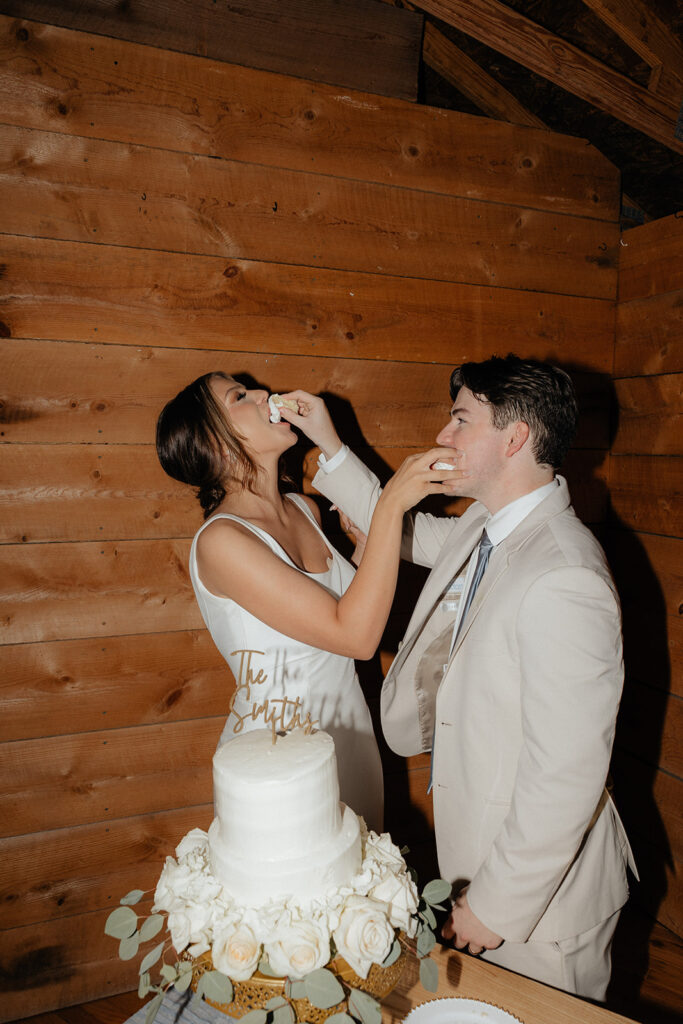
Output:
[435, 387, 509, 502]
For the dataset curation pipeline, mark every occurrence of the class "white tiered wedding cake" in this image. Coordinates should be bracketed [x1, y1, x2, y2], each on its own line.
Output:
[208, 729, 362, 906]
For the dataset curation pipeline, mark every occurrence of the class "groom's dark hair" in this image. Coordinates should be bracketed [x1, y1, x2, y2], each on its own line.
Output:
[450, 354, 578, 469]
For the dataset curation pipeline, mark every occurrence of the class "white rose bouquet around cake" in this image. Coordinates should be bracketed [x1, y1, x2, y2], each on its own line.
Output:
[105, 730, 450, 1024]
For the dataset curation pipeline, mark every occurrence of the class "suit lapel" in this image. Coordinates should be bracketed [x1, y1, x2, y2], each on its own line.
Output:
[448, 476, 572, 659]
[387, 504, 488, 681]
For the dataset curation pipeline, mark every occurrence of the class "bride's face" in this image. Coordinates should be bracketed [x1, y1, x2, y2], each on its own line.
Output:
[210, 377, 296, 458]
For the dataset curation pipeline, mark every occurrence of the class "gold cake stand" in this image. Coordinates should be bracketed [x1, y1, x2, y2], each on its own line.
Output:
[188, 941, 409, 1022]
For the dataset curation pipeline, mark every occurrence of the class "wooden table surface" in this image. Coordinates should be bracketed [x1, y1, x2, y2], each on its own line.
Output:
[382, 946, 636, 1024]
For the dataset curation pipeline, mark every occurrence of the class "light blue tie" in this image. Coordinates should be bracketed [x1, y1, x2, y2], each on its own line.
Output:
[453, 528, 493, 647]
[428, 529, 494, 793]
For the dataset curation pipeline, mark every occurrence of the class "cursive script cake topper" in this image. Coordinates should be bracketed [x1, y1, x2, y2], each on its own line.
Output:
[227, 649, 319, 743]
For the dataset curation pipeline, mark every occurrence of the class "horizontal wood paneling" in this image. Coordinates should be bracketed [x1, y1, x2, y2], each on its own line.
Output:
[612, 373, 683, 455]
[0, 0, 423, 102]
[2, 538, 199, 644]
[615, 289, 683, 378]
[0, 15, 620, 219]
[618, 213, 683, 302]
[0, 235, 616, 369]
[1, 339, 611, 449]
[0, 907, 148, 1020]
[0, 631, 228, 742]
[1, 805, 212, 929]
[609, 455, 683, 536]
[0, 124, 619, 297]
[0, 718, 221, 838]
[3, 444, 608, 544]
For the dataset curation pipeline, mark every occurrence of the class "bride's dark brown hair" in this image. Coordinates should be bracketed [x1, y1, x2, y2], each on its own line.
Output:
[156, 372, 259, 518]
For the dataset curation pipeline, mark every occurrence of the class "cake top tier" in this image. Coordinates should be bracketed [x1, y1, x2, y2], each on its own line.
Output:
[213, 727, 335, 785]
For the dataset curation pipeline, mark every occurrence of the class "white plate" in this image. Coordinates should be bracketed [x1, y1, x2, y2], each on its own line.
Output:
[404, 997, 524, 1023]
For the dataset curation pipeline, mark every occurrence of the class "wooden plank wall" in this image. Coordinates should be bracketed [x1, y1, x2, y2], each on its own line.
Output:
[608, 213, 683, 944]
[0, 14, 620, 1020]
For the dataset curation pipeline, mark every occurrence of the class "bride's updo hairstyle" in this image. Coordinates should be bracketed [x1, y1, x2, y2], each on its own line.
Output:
[156, 372, 258, 518]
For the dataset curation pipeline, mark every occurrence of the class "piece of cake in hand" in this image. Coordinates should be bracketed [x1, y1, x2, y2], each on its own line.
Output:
[268, 394, 299, 422]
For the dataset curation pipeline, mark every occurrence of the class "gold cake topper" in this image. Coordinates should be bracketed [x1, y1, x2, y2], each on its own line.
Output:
[227, 649, 319, 743]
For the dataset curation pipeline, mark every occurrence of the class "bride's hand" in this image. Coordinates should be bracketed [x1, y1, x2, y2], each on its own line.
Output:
[378, 448, 466, 514]
[277, 390, 342, 459]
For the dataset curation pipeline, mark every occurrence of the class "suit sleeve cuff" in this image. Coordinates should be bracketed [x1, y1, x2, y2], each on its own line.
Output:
[317, 444, 349, 474]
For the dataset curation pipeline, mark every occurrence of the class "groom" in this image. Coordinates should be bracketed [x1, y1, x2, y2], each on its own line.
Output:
[309, 354, 635, 1000]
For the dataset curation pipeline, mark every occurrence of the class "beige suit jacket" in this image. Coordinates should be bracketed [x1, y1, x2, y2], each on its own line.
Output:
[313, 450, 635, 944]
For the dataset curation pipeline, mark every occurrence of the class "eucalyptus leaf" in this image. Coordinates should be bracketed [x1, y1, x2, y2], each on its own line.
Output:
[382, 938, 401, 968]
[238, 1012, 267, 1024]
[303, 968, 345, 1009]
[266, 997, 288, 1010]
[160, 964, 178, 983]
[174, 969, 193, 994]
[138, 973, 151, 999]
[288, 980, 308, 1000]
[201, 970, 234, 1005]
[119, 933, 141, 961]
[177, 959, 194, 975]
[121, 889, 146, 906]
[139, 940, 165, 976]
[105, 906, 138, 939]
[417, 928, 436, 958]
[326, 1015, 355, 1024]
[257, 954, 282, 977]
[140, 914, 165, 942]
[421, 905, 437, 929]
[144, 992, 164, 1024]
[419, 956, 439, 993]
[273, 1005, 295, 1024]
[347, 988, 381, 1024]
[421, 879, 452, 906]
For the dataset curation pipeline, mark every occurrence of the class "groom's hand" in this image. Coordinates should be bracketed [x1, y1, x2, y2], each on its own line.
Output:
[442, 890, 503, 956]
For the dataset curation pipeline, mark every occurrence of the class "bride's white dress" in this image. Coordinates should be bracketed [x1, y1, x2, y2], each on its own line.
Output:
[189, 493, 384, 831]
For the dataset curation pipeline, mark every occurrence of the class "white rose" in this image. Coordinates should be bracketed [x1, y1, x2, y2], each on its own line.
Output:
[369, 871, 419, 936]
[265, 918, 331, 980]
[333, 896, 395, 980]
[212, 922, 261, 981]
[167, 901, 213, 953]
[176, 827, 209, 860]
[167, 908, 192, 952]
[153, 856, 190, 911]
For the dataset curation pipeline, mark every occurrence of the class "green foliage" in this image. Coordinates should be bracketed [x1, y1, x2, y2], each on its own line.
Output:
[138, 972, 152, 999]
[326, 1015, 355, 1024]
[421, 879, 451, 906]
[287, 980, 308, 1000]
[119, 933, 141, 961]
[419, 956, 439, 992]
[381, 937, 401, 967]
[239, 1012, 268, 1024]
[198, 969, 234, 1005]
[347, 988, 381, 1024]
[105, 905, 138, 939]
[121, 889, 146, 906]
[416, 927, 436, 958]
[140, 914, 164, 942]
[258, 954, 282, 977]
[303, 967, 345, 1009]
[144, 992, 164, 1024]
[139, 940, 165, 976]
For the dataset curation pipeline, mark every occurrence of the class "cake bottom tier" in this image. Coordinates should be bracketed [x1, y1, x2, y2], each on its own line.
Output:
[208, 804, 361, 906]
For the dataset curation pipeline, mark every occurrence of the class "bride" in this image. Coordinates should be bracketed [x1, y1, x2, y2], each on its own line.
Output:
[156, 371, 461, 830]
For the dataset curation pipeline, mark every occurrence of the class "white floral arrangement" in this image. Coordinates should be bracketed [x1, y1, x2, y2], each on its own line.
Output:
[105, 821, 450, 1024]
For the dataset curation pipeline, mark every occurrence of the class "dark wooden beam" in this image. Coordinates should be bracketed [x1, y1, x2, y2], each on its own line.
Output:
[0, 0, 423, 101]
[411, 0, 683, 154]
